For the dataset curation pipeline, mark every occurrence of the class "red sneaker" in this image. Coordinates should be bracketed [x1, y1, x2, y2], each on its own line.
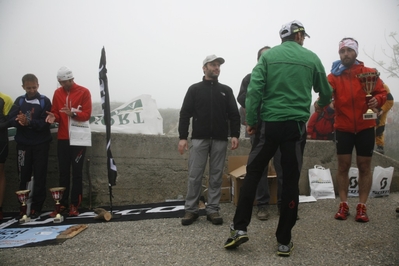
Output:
[355, 203, 369, 222]
[68, 204, 79, 217]
[334, 202, 349, 220]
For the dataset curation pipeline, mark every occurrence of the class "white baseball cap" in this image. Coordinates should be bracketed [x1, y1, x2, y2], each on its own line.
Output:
[57, 66, 74, 81]
[279, 20, 310, 39]
[203, 55, 225, 66]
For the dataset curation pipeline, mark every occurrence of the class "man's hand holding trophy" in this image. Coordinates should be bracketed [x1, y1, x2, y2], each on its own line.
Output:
[357, 71, 380, 120]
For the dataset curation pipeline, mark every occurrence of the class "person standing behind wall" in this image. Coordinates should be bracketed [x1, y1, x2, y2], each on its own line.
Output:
[0, 92, 13, 221]
[178, 55, 240, 226]
[8, 74, 52, 219]
[306, 102, 335, 140]
[46, 66, 92, 217]
[374, 82, 394, 154]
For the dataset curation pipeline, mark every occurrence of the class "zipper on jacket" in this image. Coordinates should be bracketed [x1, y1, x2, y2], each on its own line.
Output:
[210, 81, 213, 138]
[349, 69, 358, 133]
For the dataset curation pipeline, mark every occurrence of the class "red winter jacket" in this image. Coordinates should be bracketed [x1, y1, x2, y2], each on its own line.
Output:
[307, 107, 335, 140]
[328, 61, 386, 133]
[51, 83, 92, 140]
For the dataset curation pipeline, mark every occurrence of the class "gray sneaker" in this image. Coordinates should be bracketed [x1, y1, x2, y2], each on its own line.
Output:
[224, 223, 249, 249]
[181, 211, 199, 226]
[207, 212, 223, 225]
[277, 242, 294, 257]
[257, 205, 270, 220]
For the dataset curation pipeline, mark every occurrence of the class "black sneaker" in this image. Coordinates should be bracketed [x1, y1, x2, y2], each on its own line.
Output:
[277, 242, 294, 257]
[224, 223, 249, 249]
[207, 212, 223, 225]
[29, 210, 41, 219]
[181, 211, 199, 226]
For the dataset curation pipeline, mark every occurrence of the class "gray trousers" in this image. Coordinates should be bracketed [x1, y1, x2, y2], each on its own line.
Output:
[184, 139, 228, 214]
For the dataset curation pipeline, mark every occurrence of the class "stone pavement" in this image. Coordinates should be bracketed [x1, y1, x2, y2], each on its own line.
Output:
[1, 193, 399, 265]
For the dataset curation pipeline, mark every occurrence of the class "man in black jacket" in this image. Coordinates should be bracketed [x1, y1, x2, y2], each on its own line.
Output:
[178, 54, 240, 226]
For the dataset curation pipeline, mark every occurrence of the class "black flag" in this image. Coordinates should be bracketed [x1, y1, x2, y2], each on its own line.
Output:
[99, 47, 117, 189]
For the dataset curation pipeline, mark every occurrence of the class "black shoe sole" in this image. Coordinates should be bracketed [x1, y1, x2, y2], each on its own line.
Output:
[207, 216, 223, 225]
[181, 214, 199, 226]
[224, 236, 249, 249]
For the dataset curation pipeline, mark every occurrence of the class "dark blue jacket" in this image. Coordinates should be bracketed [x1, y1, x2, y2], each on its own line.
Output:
[8, 93, 52, 145]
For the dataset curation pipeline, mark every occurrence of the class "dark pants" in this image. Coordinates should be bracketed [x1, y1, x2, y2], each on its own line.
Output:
[17, 142, 50, 212]
[233, 121, 306, 245]
[57, 140, 86, 207]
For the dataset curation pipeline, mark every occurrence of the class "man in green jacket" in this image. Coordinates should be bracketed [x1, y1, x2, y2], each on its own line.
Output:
[224, 20, 332, 257]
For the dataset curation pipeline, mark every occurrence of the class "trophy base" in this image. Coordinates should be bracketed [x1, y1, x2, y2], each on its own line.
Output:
[363, 113, 377, 120]
[53, 214, 64, 223]
[19, 215, 31, 224]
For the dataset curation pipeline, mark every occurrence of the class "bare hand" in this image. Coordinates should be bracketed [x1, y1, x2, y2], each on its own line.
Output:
[230, 137, 239, 150]
[60, 106, 73, 117]
[178, 139, 188, 155]
[246, 125, 257, 135]
[45, 111, 55, 124]
[367, 97, 378, 109]
[16, 111, 29, 126]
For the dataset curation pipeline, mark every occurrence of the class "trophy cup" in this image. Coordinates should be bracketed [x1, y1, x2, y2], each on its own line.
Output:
[49, 187, 66, 223]
[15, 190, 31, 224]
[357, 71, 380, 120]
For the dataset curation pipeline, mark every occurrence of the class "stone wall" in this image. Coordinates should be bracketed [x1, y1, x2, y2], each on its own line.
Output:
[3, 133, 399, 211]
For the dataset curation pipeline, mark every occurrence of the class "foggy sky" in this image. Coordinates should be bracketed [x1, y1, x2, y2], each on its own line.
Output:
[1, 0, 398, 109]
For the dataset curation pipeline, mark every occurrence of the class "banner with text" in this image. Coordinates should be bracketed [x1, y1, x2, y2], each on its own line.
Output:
[89, 94, 163, 135]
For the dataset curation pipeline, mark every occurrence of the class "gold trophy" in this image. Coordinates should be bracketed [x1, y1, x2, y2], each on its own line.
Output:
[15, 190, 31, 224]
[49, 187, 66, 223]
[357, 71, 380, 120]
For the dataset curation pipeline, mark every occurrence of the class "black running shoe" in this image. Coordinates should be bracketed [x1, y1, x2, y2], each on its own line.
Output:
[224, 223, 249, 249]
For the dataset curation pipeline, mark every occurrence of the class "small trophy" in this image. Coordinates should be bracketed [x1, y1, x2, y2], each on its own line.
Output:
[49, 187, 66, 223]
[15, 190, 31, 224]
[357, 71, 380, 120]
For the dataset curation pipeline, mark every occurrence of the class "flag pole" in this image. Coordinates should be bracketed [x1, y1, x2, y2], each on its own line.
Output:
[99, 46, 119, 219]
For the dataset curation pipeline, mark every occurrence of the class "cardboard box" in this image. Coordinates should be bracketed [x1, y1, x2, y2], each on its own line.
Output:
[228, 156, 277, 206]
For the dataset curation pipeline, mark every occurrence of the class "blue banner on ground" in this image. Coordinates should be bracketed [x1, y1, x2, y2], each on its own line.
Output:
[0, 225, 73, 248]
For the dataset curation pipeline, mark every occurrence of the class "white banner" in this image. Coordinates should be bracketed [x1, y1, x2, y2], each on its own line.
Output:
[89, 94, 163, 135]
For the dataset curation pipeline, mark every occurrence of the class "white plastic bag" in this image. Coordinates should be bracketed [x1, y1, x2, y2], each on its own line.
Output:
[308, 165, 335, 199]
[369, 166, 394, 198]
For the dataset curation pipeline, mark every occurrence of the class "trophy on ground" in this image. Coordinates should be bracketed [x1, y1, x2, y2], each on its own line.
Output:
[15, 190, 31, 224]
[50, 187, 66, 223]
[357, 71, 380, 120]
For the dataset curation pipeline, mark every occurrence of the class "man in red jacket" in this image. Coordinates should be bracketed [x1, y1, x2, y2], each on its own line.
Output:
[46, 66, 92, 217]
[328, 38, 387, 223]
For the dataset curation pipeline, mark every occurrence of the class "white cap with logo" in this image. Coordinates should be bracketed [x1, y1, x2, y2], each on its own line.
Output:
[57, 66, 74, 81]
[279, 20, 310, 39]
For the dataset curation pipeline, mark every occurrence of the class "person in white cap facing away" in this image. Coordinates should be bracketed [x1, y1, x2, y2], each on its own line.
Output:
[224, 20, 332, 257]
[178, 55, 240, 226]
[45, 66, 92, 217]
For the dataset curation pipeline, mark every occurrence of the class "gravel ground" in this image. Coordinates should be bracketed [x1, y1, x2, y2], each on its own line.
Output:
[1, 193, 399, 266]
